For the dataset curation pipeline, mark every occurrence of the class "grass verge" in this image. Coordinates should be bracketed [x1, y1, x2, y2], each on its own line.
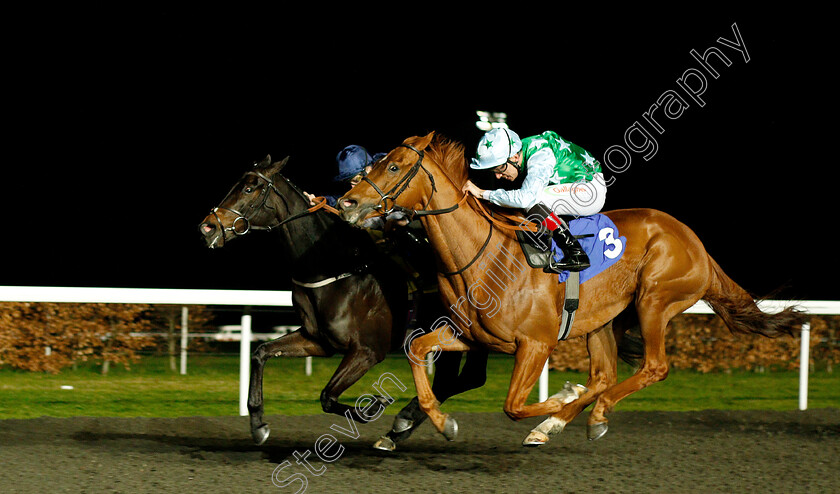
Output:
[1, 354, 837, 419]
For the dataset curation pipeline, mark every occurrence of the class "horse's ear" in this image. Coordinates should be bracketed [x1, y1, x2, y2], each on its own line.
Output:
[257, 155, 272, 168]
[273, 156, 290, 172]
[405, 131, 435, 151]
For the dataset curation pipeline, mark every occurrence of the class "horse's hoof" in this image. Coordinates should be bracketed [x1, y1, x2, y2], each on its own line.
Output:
[442, 415, 458, 441]
[522, 430, 549, 447]
[252, 424, 270, 446]
[587, 422, 608, 441]
[392, 417, 414, 434]
[372, 436, 396, 452]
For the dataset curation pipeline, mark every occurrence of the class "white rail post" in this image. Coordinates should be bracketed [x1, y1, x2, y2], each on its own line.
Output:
[180, 306, 188, 375]
[239, 307, 252, 416]
[539, 360, 549, 403]
[798, 321, 811, 411]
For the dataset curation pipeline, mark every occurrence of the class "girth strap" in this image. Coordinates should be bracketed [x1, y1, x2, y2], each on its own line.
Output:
[292, 272, 354, 288]
[558, 271, 579, 340]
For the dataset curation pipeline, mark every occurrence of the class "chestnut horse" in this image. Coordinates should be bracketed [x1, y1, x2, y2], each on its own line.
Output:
[338, 132, 806, 446]
[198, 155, 489, 449]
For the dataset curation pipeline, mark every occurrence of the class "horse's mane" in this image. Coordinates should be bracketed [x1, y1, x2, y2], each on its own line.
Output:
[425, 134, 524, 220]
[251, 158, 380, 271]
[420, 134, 531, 228]
[425, 134, 468, 189]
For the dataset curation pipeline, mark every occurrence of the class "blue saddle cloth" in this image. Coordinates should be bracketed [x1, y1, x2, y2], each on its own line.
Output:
[551, 214, 626, 284]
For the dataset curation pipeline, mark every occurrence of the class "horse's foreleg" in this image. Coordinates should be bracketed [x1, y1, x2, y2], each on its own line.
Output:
[407, 326, 472, 441]
[377, 349, 489, 450]
[524, 323, 618, 446]
[503, 339, 568, 422]
[319, 345, 389, 423]
[248, 329, 333, 445]
[387, 351, 464, 438]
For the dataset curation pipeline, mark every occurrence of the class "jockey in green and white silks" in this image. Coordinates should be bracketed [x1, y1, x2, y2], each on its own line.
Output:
[462, 128, 607, 273]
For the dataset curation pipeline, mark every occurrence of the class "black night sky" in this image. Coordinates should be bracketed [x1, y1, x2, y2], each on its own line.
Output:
[2, 9, 836, 300]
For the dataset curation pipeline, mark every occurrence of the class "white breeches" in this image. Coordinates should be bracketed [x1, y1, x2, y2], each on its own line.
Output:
[536, 173, 607, 218]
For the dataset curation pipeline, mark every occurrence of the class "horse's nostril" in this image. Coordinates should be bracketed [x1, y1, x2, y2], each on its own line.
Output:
[342, 199, 357, 210]
[200, 222, 216, 236]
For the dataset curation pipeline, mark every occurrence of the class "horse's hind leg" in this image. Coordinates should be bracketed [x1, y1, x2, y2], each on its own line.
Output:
[374, 349, 489, 451]
[249, 329, 333, 445]
[588, 298, 691, 433]
[523, 322, 618, 446]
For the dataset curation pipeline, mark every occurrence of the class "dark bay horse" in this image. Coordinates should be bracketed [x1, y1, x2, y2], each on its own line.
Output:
[198, 155, 489, 449]
[338, 132, 806, 446]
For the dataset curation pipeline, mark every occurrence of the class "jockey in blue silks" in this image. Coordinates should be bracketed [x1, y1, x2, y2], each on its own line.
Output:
[462, 128, 607, 273]
[310, 145, 437, 294]
[305, 145, 385, 207]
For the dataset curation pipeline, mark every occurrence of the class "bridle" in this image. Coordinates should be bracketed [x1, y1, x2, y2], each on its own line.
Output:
[361, 143, 461, 219]
[359, 143, 491, 276]
[209, 169, 324, 245]
[209, 167, 364, 288]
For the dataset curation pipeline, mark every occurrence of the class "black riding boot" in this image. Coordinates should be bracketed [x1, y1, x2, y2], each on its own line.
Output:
[545, 224, 590, 273]
[525, 204, 590, 274]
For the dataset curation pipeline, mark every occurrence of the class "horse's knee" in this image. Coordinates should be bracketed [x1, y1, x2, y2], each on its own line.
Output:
[252, 343, 270, 364]
[586, 369, 614, 393]
[503, 402, 526, 421]
[642, 360, 669, 383]
[319, 390, 335, 413]
[463, 364, 487, 389]
[471, 373, 487, 390]
[458, 373, 486, 395]
[409, 338, 434, 365]
[504, 409, 527, 421]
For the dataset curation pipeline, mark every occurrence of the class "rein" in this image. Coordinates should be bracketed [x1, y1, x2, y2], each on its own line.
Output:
[438, 197, 541, 276]
[362, 144, 462, 218]
[362, 142, 539, 233]
[470, 196, 540, 233]
[360, 143, 540, 276]
[211, 169, 367, 288]
[209, 170, 339, 245]
[440, 217, 494, 277]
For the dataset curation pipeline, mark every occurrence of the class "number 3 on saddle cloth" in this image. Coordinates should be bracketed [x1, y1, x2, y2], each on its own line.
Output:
[516, 213, 626, 340]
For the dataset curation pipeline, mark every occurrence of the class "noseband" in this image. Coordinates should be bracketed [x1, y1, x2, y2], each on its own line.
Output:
[361, 144, 459, 218]
[209, 170, 276, 240]
[358, 142, 490, 276]
[209, 170, 317, 245]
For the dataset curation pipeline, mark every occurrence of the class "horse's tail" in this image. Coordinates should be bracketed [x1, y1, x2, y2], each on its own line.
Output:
[702, 255, 806, 338]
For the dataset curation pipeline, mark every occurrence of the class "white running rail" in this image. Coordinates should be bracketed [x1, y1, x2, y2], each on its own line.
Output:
[538, 300, 840, 411]
[2, 287, 837, 413]
[0, 286, 292, 416]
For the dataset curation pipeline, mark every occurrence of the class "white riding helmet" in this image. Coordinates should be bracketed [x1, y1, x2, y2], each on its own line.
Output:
[469, 128, 522, 170]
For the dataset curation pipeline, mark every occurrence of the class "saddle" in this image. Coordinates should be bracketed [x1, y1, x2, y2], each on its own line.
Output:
[515, 227, 590, 341]
[514, 229, 591, 270]
[513, 213, 626, 340]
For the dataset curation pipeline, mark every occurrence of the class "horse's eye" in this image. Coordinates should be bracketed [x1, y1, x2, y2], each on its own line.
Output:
[388, 164, 399, 172]
[244, 186, 254, 194]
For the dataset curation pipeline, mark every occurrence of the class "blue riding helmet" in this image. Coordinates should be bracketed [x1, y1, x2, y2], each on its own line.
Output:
[333, 145, 373, 182]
